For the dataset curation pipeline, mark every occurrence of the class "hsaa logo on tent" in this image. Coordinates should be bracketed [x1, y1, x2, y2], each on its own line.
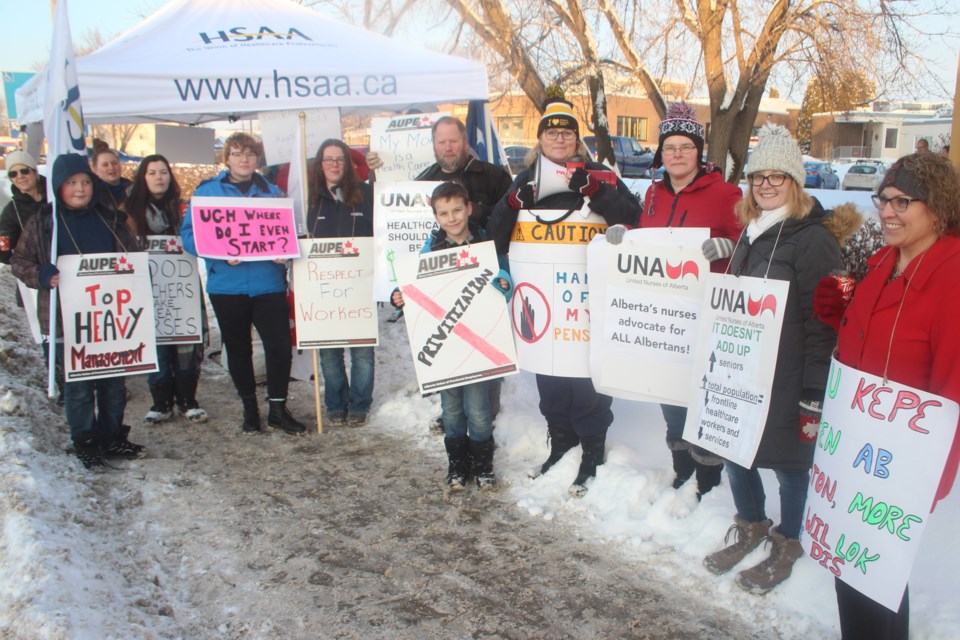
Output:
[198, 27, 311, 45]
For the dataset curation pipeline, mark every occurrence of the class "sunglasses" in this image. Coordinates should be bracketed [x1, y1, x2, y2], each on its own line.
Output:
[8, 168, 33, 178]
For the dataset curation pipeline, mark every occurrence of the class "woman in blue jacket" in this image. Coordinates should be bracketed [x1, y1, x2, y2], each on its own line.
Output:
[181, 133, 306, 435]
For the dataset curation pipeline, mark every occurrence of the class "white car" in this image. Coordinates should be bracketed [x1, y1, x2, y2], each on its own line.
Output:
[842, 161, 885, 191]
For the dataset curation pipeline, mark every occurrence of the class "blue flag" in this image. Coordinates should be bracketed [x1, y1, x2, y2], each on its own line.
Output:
[465, 100, 506, 167]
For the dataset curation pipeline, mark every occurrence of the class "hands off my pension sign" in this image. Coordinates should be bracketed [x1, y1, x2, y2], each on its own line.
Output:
[190, 196, 300, 260]
[800, 358, 957, 611]
[58, 253, 158, 380]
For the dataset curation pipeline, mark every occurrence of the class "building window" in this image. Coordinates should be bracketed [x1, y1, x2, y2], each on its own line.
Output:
[616, 116, 648, 141]
[497, 116, 525, 145]
[885, 128, 898, 149]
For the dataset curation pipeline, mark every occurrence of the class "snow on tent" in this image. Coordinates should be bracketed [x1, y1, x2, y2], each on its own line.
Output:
[15, 0, 489, 125]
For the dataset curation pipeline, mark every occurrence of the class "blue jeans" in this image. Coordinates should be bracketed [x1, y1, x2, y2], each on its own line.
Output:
[441, 380, 493, 443]
[319, 346, 374, 415]
[724, 461, 810, 539]
[148, 344, 200, 386]
[64, 375, 127, 444]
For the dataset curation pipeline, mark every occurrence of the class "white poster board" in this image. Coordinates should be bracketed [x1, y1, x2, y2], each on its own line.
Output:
[58, 253, 159, 380]
[801, 357, 958, 611]
[372, 180, 441, 301]
[257, 108, 342, 166]
[682, 273, 789, 466]
[369, 112, 448, 182]
[16, 280, 44, 344]
[291, 238, 378, 348]
[507, 207, 607, 377]
[587, 227, 709, 403]
[146, 235, 202, 345]
[395, 241, 518, 393]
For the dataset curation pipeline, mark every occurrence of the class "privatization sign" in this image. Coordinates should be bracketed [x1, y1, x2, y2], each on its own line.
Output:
[369, 111, 448, 182]
[291, 237, 378, 348]
[372, 181, 441, 301]
[190, 196, 300, 260]
[58, 252, 158, 381]
[800, 357, 957, 612]
[146, 236, 202, 345]
[395, 241, 518, 393]
[682, 273, 788, 467]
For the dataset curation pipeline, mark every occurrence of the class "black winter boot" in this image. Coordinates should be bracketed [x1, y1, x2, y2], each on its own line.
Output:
[569, 434, 606, 497]
[240, 395, 261, 434]
[144, 381, 175, 424]
[695, 461, 723, 499]
[105, 425, 146, 459]
[444, 436, 470, 492]
[470, 438, 496, 490]
[671, 448, 697, 489]
[527, 422, 580, 479]
[268, 399, 307, 435]
[74, 437, 105, 469]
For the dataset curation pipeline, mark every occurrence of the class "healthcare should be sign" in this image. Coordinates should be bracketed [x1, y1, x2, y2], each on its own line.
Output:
[189, 196, 300, 260]
[58, 253, 158, 381]
[372, 181, 440, 301]
[800, 357, 957, 612]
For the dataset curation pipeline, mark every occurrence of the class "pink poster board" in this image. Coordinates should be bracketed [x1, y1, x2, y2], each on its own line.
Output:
[190, 196, 300, 261]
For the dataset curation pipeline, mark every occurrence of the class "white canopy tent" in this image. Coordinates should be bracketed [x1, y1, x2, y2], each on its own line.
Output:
[16, 0, 489, 125]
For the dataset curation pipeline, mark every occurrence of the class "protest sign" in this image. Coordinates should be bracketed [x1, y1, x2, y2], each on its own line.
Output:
[372, 181, 441, 301]
[800, 358, 957, 611]
[58, 253, 158, 380]
[507, 206, 606, 377]
[257, 108, 341, 166]
[16, 280, 44, 344]
[190, 196, 300, 261]
[395, 241, 517, 393]
[587, 227, 709, 403]
[369, 112, 448, 182]
[146, 235, 202, 345]
[291, 238, 378, 348]
[682, 273, 788, 466]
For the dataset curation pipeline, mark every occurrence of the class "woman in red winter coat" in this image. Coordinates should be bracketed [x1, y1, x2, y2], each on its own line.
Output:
[817, 152, 960, 640]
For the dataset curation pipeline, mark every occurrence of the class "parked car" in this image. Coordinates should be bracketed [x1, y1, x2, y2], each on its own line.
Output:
[504, 146, 530, 175]
[841, 160, 885, 191]
[804, 161, 840, 189]
[582, 135, 654, 178]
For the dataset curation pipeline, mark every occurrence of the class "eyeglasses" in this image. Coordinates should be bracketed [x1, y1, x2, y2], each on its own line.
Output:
[543, 129, 576, 141]
[661, 144, 697, 155]
[228, 151, 257, 159]
[749, 173, 789, 187]
[7, 168, 32, 178]
[321, 157, 346, 165]
[872, 194, 922, 213]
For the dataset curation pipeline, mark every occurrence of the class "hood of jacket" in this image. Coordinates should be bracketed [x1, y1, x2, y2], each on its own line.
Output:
[51, 153, 99, 208]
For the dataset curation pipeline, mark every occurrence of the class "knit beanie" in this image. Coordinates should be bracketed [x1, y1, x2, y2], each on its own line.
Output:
[537, 99, 579, 138]
[652, 101, 705, 168]
[878, 155, 928, 200]
[5, 150, 37, 172]
[745, 124, 806, 187]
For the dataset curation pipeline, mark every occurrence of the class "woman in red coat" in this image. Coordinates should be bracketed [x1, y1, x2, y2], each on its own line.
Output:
[818, 152, 960, 639]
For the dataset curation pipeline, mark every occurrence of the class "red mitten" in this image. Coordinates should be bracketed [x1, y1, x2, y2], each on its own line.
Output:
[813, 272, 856, 331]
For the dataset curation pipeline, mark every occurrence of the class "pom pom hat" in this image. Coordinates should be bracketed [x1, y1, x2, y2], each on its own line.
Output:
[652, 101, 705, 168]
[745, 124, 806, 187]
[537, 99, 579, 138]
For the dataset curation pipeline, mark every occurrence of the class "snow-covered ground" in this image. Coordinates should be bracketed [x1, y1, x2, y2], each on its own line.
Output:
[0, 261, 957, 639]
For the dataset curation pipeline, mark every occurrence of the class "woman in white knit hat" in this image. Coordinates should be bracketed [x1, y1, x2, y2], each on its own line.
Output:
[0, 151, 47, 267]
[701, 124, 862, 594]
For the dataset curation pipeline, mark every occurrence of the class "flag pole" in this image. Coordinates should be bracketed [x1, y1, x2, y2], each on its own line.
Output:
[299, 111, 323, 435]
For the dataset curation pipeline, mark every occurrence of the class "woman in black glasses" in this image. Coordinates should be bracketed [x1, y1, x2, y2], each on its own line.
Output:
[702, 125, 861, 594]
[818, 152, 960, 640]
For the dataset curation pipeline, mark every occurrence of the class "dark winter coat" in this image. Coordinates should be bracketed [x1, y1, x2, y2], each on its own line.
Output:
[487, 160, 641, 255]
[836, 236, 960, 507]
[728, 202, 861, 469]
[306, 181, 373, 239]
[0, 175, 47, 263]
[641, 169, 743, 273]
[416, 157, 513, 228]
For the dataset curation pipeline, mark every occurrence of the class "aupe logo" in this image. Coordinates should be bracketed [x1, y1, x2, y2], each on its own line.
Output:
[617, 255, 699, 280]
[198, 26, 312, 45]
[417, 248, 479, 279]
[710, 288, 777, 316]
[77, 255, 135, 276]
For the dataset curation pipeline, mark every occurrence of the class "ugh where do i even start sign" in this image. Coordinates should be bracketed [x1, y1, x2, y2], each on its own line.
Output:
[190, 196, 300, 260]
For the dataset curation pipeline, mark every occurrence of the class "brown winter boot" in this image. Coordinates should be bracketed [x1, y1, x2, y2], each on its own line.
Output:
[703, 515, 773, 575]
[734, 526, 804, 594]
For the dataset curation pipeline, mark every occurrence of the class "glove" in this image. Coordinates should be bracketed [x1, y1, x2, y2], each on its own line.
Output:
[702, 237, 735, 262]
[507, 184, 536, 210]
[605, 224, 627, 245]
[39, 263, 60, 288]
[813, 271, 856, 332]
[799, 391, 824, 443]
[568, 167, 602, 198]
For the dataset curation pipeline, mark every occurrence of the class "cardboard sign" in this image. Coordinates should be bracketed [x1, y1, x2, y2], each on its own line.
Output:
[372, 181, 441, 301]
[58, 253, 158, 380]
[682, 273, 789, 467]
[395, 241, 518, 393]
[189, 196, 300, 261]
[369, 111, 448, 182]
[587, 228, 709, 403]
[16, 279, 44, 344]
[801, 358, 958, 611]
[291, 238, 378, 348]
[257, 108, 342, 166]
[146, 235, 202, 345]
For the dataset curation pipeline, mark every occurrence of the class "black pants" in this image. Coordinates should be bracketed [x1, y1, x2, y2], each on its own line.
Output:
[535, 374, 613, 438]
[835, 578, 908, 640]
[209, 292, 291, 399]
